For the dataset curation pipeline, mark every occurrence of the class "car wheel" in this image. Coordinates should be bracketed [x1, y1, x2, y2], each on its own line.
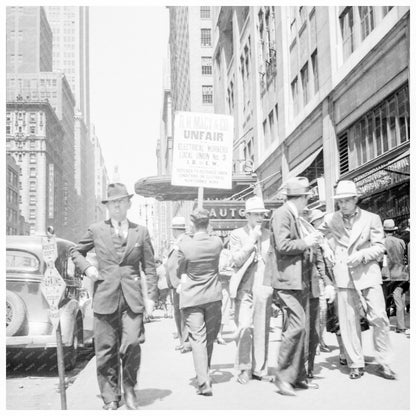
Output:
[6, 291, 27, 336]
[64, 321, 79, 371]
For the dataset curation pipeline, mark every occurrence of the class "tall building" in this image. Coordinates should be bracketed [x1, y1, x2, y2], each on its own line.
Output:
[6, 6, 52, 74]
[6, 98, 65, 236]
[213, 6, 410, 230]
[45, 6, 95, 237]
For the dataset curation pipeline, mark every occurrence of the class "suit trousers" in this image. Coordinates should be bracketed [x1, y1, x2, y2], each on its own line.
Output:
[337, 285, 393, 368]
[276, 289, 308, 384]
[94, 292, 144, 404]
[182, 301, 222, 387]
[234, 286, 272, 376]
[305, 297, 320, 373]
[171, 290, 189, 346]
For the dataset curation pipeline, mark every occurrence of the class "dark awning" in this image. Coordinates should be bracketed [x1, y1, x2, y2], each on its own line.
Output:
[134, 174, 257, 201]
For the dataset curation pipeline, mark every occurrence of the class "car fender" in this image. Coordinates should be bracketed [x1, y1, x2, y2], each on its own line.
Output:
[59, 299, 82, 345]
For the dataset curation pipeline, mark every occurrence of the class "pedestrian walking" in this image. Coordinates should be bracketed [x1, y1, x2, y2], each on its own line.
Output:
[165, 217, 191, 353]
[229, 196, 274, 385]
[320, 180, 396, 380]
[70, 183, 158, 410]
[381, 219, 409, 333]
[176, 208, 223, 396]
[155, 258, 173, 318]
[264, 177, 322, 396]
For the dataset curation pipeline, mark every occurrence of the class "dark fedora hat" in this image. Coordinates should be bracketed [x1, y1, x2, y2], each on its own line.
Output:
[101, 183, 134, 204]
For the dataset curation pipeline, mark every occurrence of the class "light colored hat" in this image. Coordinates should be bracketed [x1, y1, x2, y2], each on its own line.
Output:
[245, 196, 269, 213]
[285, 177, 313, 196]
[383, 219, 398, 231]
[333, 180, 359, 200]
[102, 183, 133, 204]
[309, 209, 326, 224]
[171, 216, 186, 230]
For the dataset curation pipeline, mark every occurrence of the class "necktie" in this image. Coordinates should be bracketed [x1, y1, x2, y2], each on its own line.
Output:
[118, 221, 125, 241]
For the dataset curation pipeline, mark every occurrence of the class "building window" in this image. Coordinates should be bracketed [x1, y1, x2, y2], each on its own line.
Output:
[311, 50, 319, 94]
[291, 77, 299, 116]
[269, 110, 276, 142]
[359, 6, 374, 41]
[6, 126, 11, 134]
[202, 85, 213, 104]
[243, 138, 255, 163]
[227, 81, 234, 113]
[382, 6, 393, 17]
[30, 126, 36, 134]
[201, 56, 212, 75]
[301, 63, 309, 106]
[200, 6, 210, 19]
[201, 29, 211, 47]
[30, 167, 36, 177]
[340, 7, 354, 60]
[29, 113, 36, 123]
[29, 195, 36, 205]
[30, 153, 36, 163]
[29, 209, 36, 220]
[30, 181, 36, 191]
[299, 6, 307, 28]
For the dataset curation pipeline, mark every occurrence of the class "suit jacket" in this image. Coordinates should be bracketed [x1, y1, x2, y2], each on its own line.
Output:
[310, 246, 333, 298]
[229, 225, 271, 297]
[383, 235, 408, 281]
[70, 219, 158, 314]
[320, 208, 385, 290]
[264, 202, 311, 290]
[177, 232, 223, 309]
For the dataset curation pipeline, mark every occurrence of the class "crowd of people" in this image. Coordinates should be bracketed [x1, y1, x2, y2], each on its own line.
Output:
[70, 178, 410, 408]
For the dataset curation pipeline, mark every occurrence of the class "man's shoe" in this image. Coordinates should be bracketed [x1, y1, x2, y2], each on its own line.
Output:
[395, 328, 406, 334]
[103, 401, 118, 410]
[181, 345, 192, 354]
[339, 356, 347, 366]
[276, 380, 296, 396]
[294, 380, 319, 389]
[175, 345, 184, 351]
[376, 365, 396, 380]
[237, 370, 250, 384]
[216, 336, 227, 345]
[307, 370, 314, 379]
[196, 382, 213, 396]
[252, 374, 275, 383]
[124, 386, 139, 410]
[320, 344, 331, 353]
[349, 368, 364, 379]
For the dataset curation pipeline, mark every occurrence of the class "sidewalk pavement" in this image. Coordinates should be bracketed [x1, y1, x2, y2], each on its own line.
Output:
[66, 310, 410, 410]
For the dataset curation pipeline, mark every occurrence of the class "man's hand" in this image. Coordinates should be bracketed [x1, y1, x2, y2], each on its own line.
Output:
[250, 224, 262, 242]
[304, 231, 322, 248]
[347, 252, 363, 268]
[176, 284, 182, 294]
[85, 265, 103, 282]
[324, 285, 336, 304]
[144, 299, 155, 315]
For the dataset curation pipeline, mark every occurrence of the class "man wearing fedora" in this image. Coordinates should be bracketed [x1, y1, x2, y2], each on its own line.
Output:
[229, 196, 274, 385]
[264, 177, 322, 396]
[382, 219, 409, 334]
[165, 216, 191, 353]
[320, 180, 396, 380]
[70, 183, 158, 409]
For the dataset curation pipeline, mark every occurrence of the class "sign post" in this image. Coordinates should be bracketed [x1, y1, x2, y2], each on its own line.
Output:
[41, 231, 67, 410]
[172, 112, 234, 209]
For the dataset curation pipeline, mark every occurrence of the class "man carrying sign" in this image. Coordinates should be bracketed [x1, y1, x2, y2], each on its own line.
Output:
[70, 183, 158, 410]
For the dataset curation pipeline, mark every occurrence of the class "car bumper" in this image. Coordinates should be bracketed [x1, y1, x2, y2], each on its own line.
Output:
[6, 334, 67, 348]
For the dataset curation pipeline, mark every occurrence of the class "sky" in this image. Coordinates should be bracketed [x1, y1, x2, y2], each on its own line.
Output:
[89, 6, 169, 223]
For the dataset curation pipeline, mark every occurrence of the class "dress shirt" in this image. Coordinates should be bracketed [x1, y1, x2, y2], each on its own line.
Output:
[110, 218, 129, 240]
[342, 208, 360, 231]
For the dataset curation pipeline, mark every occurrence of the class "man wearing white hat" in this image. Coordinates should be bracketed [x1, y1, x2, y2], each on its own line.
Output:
[382, 219, 408, 334]
[320, 180, 396, 380]
[229, 196, 274, 385]
[166, 216, 191, 353]
[264, 177, 322, 396]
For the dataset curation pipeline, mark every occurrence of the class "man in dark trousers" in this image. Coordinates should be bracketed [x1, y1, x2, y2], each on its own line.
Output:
[165, 217, 191, 352]
[177, 208, 223, 396]
[265, 177, 321, 396]
[382, 219, 409, 333]
[70, 183, 158, 410]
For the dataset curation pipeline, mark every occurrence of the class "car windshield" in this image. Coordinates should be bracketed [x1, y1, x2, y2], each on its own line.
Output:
[6, 250, 40, 273]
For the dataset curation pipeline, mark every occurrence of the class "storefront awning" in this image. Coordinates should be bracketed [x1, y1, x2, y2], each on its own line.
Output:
[134, 174, 257, 201]
[287, 147, 323, 179]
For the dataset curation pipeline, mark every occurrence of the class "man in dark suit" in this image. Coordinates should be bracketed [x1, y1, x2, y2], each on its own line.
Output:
[70, 183, 157, 410]
[265, 177, 321, 396]
[176, 208, 223, 396]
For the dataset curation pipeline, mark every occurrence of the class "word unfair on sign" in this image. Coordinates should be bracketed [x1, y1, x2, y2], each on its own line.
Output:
[172, 111, 234, 189]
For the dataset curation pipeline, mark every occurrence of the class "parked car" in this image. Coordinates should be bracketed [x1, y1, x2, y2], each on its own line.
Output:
[6, 235, 94, 370]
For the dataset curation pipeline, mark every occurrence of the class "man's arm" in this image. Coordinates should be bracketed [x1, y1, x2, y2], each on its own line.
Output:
[229, 229, 256, 268]
[70, 227, 95, 274]
[273, 209, 307, 255]
[360, 214, 385, 263]
[141, 228, 158, 303]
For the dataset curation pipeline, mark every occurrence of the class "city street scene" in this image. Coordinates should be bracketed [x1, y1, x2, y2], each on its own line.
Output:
[5, 4, 411, 412]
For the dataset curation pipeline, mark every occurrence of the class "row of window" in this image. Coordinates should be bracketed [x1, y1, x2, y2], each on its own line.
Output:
[201, 29, 211, 47]
[263, 103, 279, 147]
[339, 84, 409, 174]
[6, 208, 19, 225]
[202, 85, 213, 104]
[7, 168, 19, 188]
[200, 6, 210, 19]
[7, 125, 38, 135]
[7, 188, 19, 206]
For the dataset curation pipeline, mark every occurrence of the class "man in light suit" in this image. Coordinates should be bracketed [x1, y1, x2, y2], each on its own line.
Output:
[320, 180, 396, 380]
[230, 196, 274, 385]
[165, 217, 191, 352]
[177, 208, 223, 396]
[264, 177, 322, 396]
[70, 183, 158, 410]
